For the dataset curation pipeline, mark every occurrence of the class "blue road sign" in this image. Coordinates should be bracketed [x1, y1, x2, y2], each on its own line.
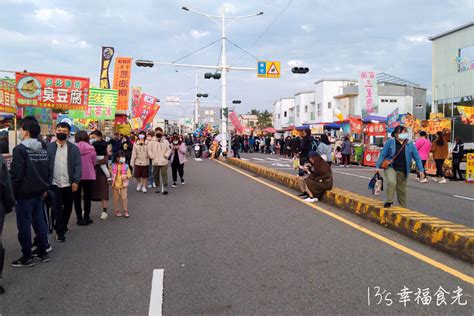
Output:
[258, 62, 266, 75]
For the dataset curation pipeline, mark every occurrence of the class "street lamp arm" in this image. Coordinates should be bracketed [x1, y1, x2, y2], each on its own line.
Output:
[154, 61, 220, 70]
[182, 6, 222, 27]
[228, 66, 257, 71]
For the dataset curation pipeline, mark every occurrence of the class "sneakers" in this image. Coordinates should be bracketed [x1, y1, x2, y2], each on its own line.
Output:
[298, 192, 309, 199]
[304, 197, 318, 203]
[384, 202, 393, 208]
[163, 190, 168, 195]
[12, 256, 35, 268]
[155, 189, 161, 193]
[136, 184, 142, 192]
[181, 179, 185, 185]
[431, 177, 438, 182]
[32, 247, 51, 258]
[141, 186, 148, 193]
[438, 178, 447, 184]
[115, 210, 122, 217]
[56, 235, 66, 243]
[171, 183, 177, 188]
[123, 211, 130, 218]
[100, 211, 108, 220]
[152, 182, 157, 188]
[148, 184, 152, 188]
[38, 253, 51, 263]
[420, 178, 428, 183]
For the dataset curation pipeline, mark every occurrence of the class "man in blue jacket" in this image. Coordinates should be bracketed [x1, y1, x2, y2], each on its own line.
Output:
[47, 122, 82, 243]
[10, 119, 51, 267]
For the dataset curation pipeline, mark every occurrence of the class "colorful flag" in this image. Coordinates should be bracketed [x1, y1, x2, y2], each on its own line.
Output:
[349, 116, 362, 134]
[457, 106, 474, 125]
[100, 47, 115, 89]
[131, 86, 142, 117]
[112, 57, 132, 112]
[0, 79, 16, 114]
[15, 72, 89, 110]
[229, 112, 244, 134]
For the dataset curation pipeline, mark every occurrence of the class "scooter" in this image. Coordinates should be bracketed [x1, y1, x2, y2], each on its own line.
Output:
[194, 143, 202, 158]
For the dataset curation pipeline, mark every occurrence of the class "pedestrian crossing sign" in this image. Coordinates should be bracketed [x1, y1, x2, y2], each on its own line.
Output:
[257, 61, 281, 78]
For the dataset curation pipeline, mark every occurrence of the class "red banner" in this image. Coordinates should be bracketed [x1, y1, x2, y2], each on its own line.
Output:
[131, 86, 141, 117]
[134, 93, 159, 129]
[363, 147, 381, 167]
[0, 79, 16, 114]
[15, 72, 89, 110]
[229, 112, 243, 134]
[364, 123, 386, 136]
[349, 117, 362, 134]
[112, 57, 132, 112]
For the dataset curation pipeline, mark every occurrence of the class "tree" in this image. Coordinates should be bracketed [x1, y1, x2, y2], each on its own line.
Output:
[257, 110, 273, 128]
[248, 109, 260, 116]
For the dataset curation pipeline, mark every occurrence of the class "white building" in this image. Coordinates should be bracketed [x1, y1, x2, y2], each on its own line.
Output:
[273, 97, 295, 130]
[238, 114, 258, 128]
[294, 91, 315, 126]
[313, 79, 357, 123]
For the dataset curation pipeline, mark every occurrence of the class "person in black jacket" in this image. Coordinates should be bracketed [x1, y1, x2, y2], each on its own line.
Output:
[0, 154, 15, 294]
[298, 129, 315, 176]
[451, 137, 464, 181]
[47, 122, 82, 242]
[10, 119, 51, 267]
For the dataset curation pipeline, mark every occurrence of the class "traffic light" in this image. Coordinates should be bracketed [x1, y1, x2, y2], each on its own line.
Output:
[197, 94, 209, 98]
[232, 100, 241, 104]
[135, 60, 154, 67]
[291, 67, 309, 74]
[221, 108, 229, 119]
[204, 73, 221, 79]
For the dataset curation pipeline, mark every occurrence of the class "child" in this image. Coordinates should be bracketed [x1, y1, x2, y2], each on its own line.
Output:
[110, 151, 132, 218]
[335, 146, 342, 166]
[91, 137, 112, 183]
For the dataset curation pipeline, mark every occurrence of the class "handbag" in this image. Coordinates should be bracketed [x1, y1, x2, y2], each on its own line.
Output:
[368, 172, 384, 195]
[381, 140, 407, 169]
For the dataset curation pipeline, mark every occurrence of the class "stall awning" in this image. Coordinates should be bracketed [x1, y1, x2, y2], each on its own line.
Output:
[363, 115, 387, 123]
[324, 123, 343, 130]
[263, 127, 277, 133]
[295, 125, 311, 130]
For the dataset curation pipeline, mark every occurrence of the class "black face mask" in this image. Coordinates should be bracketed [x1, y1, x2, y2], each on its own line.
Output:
[57, 133, 68, 141]
[156, 134, 162, 138]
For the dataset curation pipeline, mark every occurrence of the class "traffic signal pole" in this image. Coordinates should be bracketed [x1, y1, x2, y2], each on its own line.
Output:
[221, 9, 228, 152]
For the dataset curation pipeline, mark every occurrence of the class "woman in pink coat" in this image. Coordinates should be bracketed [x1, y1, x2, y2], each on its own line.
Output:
[74, 130, 97, 225]
[169, 136, 187, 188]
[415, 131, 431, 183]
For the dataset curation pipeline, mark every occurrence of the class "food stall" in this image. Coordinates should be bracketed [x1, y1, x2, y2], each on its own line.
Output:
[361, 115, 388, 167]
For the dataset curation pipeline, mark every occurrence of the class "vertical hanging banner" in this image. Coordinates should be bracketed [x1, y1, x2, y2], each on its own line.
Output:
[100, 47, 115, 89]
[112, 57, 132, 112]
[387, 107, 399, 133]
[358, 71, 378, 116]
[0, 79, 17, 114]
[134, 93, 160, 129]
[69, 88, 118, 120]
[131, 86, 142, 117]
[15, 72, 89, 110]
[229, 112, 244, 134]
[349, 116, 362, 134]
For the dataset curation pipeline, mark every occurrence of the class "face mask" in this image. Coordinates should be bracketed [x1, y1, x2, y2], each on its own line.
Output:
[89, 138, 96, 144]
[398, 133, 408, 140]
[173, 141, 179, 145]
[56, 133, 68, 141]
[119, 157, 126, 163]
[139, 134, 145, 140]
[156, 133, 162, 138]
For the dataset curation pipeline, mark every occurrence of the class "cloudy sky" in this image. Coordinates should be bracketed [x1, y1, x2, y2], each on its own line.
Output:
[1, 0, 473, 119]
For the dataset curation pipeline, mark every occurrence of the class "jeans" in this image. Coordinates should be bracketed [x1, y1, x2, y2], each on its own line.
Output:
[74, 180, 93, 222]
[232, 147, 240, 158]
[16, 197, 49, 258]
[342, 154, 351, 165]
[435, 159, 445, 178]
[153, 165, 169, 190]
[384, 167, 408, 207]
[452, 159, 463, 180]
[51, 185, 73, 237]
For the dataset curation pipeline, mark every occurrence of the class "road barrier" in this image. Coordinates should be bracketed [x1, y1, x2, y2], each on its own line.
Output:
[224, 157, 474, 263]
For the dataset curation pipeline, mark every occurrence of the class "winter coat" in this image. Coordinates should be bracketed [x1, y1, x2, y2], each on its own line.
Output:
[376, 138, 424, 175]
[341, 140, 352, 155]
[148, 138, 171, 166]
[169, 143, 187, 165]
[317, 143, 333, 162]
[415, 137, 431, 161]
[130, 141, 150, 167]
[0, 155, 15, 214]
[76, 141, 97, 180]
[47, 141, 82, 185]
[305, 156, 333, 197]
[452, 142, 464, 160]
[431, 139, 449, 160]
[10, 138, 51, 199]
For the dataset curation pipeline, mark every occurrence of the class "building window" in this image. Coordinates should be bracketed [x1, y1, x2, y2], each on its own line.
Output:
[328, 102, 332, 109]
[284, 111, 287, 117]
[278, 114, 281, 119]
[304, 105, 308, 113]
[415, 104, 423, 109]
[209, 110, 214, 115]
[390, 99, 397, 103]
[310, 112, 315, 120]
[317, 103, 322, 116]
[205, 110, 209, 115]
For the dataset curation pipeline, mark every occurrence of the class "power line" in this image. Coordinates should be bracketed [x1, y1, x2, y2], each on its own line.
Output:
[227, 38, 259, 60]
[172, 38, 222, 64]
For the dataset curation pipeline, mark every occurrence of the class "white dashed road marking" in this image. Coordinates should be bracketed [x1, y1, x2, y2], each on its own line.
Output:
[148, 269, 164, 316]
[194, 158, 203, 162]
[453, 195, 474, 201]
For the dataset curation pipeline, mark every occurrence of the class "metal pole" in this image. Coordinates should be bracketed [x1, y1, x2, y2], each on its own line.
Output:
[451, 83, 455, 118]
[194, 73, 199, 129]
[221, 7, 228, 152]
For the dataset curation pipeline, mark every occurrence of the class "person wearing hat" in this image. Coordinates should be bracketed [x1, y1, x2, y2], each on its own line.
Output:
[303, 151, 333, 203]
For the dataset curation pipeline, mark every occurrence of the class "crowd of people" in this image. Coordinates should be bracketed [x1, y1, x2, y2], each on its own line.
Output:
[0, 117, 191, 294]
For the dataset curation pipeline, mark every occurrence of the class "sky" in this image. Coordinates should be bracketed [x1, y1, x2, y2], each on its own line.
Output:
[1, 0, 473, 120]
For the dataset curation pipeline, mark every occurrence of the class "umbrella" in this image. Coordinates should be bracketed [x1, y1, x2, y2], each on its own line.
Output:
[263, 127, 277, 133]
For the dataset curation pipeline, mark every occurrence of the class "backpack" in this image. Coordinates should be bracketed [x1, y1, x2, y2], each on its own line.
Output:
[311, 139, 319, 151]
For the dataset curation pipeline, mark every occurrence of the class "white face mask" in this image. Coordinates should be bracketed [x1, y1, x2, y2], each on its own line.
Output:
[89, 138, 96, 144]
[173, 141, 179, 145]
[139, 134, 145, 140]
[119, 157, 126, 163]
[398, 133, 409, 140]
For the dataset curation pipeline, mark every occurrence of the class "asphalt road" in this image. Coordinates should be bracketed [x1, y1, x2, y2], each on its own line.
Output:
[0, 157, 472, 315]
[239, 153, 474, 228]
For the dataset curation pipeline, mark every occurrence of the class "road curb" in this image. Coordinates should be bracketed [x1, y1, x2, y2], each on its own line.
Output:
[223, 157, 474, 263]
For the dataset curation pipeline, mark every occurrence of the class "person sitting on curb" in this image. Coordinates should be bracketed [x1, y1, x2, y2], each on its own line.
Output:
[303, 151, 333, 203]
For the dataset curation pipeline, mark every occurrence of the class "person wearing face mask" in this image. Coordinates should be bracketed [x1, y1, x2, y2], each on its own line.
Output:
[376, 126, 425, 208]
[47, 122, 82, 242]
[108, 132, 122, 163]
[130, 131, 150, 193]
[169, 136, 187, 188]
[148, 127, 171, 194]
[146, 132, 156, 188]
[110, 151, 132, 218]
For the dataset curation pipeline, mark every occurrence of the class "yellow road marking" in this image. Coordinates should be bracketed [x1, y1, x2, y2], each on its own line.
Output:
[216, 160, 474, 285]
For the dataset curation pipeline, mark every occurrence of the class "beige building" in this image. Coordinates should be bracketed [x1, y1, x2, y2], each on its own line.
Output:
[239, 114, 258, 128]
